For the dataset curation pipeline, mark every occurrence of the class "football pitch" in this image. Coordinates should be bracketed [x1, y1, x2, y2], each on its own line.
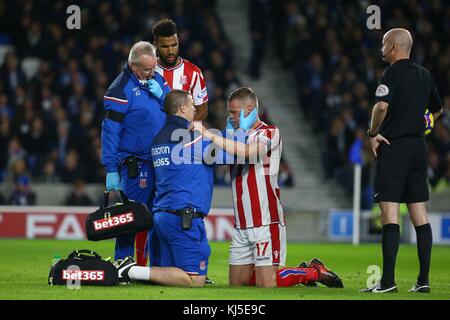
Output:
[0, 239, 449, 300]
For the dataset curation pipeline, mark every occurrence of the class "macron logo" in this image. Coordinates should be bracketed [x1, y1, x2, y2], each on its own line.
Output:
[93, 212, 134, 231]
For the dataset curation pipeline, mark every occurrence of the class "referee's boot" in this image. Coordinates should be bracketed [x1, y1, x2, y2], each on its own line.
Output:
[308, 258, 344, 288]
[360, 281, 398, 293]
[409, 283, 431, 293]
[116, 256, 137, 284]
[297, 261, 317, 287]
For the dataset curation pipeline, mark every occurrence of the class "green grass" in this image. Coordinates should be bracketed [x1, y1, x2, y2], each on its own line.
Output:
[0, 239, 449, 300]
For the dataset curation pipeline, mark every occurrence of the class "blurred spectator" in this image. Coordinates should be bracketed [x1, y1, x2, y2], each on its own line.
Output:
[0, 117, 11, 181]
[248, 0, 270, 79]
[7, 137, 26, 172]
[322, 117, 348, 179]
[0, 94, 13, 119]
[59, 149, 86, 183]
[7, 158, 28, 185]
[64, 180, 94, 206]
[8, 175, 36, 205]
[0, 51, 26, 98]
[37, 159, 60, 183]
[433, 154, 450, 193]
[22, 116, 49, 176]
[278, 158, 294, 187]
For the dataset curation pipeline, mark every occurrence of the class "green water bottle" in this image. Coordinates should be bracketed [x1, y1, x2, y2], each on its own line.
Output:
[51, 253, 61, 267]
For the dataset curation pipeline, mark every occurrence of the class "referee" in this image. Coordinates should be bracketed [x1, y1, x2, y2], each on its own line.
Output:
[364, 28, 444, 293]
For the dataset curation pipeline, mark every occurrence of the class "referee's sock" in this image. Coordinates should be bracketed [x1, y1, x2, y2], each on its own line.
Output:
[381, 223, 400, 288]
[415, 223, 432, 286]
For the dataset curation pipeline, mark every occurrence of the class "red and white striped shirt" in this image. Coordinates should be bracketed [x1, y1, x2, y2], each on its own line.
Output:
[231, 122, 285, 229]
[155, 58, 208, 106]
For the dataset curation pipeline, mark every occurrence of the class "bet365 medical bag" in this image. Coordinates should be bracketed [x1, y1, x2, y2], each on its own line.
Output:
[48, 250, 118, 286]
[85, 190, 153, 241]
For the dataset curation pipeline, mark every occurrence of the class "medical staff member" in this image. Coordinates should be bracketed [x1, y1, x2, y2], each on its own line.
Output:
[116, 89, 213, 287]
[101, 41, 170, 265]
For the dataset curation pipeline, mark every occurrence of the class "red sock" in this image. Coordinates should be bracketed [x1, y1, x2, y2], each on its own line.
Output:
[248, 270, 256, 285]
[247, 268, 318, 287]
[276, 267, 318, 287]
[135, 231, 148, 266]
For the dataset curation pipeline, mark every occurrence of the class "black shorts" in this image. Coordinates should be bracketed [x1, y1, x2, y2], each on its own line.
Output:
[374, 136, 428, 203]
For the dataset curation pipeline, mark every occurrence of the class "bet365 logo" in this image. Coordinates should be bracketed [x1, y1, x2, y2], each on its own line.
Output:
[93, 213, 135, 231]
[63, 269, 105, 281]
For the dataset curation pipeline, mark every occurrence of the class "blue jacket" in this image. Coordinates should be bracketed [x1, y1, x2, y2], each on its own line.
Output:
[101, 63, 171, 173]
[151, 115, 214, 215]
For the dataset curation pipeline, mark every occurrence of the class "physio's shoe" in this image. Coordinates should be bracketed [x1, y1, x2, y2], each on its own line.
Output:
[308, 258, 344, 288]
[116, 256, 136, 284]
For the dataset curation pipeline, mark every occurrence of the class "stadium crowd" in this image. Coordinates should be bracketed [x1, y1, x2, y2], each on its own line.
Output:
[0, 0, 294, 205]
[265, 0, 450, 208]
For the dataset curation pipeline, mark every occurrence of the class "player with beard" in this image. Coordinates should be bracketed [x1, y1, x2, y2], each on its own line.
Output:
[153, 19, 208, 122]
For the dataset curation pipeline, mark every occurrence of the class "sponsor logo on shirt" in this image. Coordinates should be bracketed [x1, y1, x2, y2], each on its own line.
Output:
[139, 178, 147, 189]
[180, 75, 188, 85]
[197, 89, 207, 99]
[273, 250, 279, 259]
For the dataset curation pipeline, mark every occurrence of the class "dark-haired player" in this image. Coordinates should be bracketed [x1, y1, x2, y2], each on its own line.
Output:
[153, 18, 208, 121]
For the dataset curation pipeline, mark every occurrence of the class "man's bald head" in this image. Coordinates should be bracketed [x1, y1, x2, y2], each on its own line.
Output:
[383, 28, 413, 55]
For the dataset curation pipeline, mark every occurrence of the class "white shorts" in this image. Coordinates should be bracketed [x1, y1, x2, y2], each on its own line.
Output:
[229, 223, 286, 267]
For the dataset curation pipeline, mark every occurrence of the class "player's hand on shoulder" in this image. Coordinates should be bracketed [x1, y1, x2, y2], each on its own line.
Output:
[190, 121, 215, 141]
[189, 121, 206, 134]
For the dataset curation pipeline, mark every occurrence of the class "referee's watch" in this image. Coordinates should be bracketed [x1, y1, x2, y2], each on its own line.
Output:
[367, 129, 377, 138]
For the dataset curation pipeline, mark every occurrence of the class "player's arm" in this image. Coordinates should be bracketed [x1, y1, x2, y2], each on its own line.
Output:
[190, 122, 266, 160]
[194, 102, 208, 121]
[192, 68, 208, 121]
[102, 91, 130, 172]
